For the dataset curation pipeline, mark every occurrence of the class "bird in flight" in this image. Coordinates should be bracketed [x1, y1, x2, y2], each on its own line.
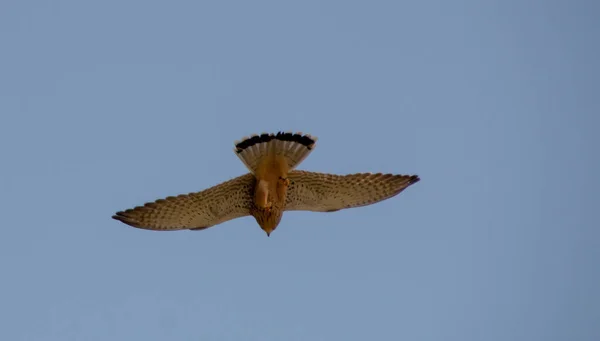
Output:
[112, 132, 420, 236]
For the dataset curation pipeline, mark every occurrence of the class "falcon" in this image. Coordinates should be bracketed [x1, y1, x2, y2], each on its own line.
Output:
[112, 132, 420, 236]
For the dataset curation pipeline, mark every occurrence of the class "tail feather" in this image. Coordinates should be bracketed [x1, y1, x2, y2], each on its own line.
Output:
[234, 132, 317, 174]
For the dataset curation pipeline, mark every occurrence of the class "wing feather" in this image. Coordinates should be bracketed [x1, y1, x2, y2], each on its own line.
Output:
[112, 173, 255, 231]
[285, 171, 419, 212]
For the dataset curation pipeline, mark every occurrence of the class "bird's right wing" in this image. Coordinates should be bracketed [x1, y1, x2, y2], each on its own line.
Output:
[112, 173, 255, 231]
[285, 170, 419, 212]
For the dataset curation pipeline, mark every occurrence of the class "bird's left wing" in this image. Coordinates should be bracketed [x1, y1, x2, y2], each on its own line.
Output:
[285, 170, 419, 212]
[113, 173, 255, 231]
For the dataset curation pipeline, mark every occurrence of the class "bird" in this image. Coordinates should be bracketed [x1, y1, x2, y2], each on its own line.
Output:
[112, 132, 420, 236]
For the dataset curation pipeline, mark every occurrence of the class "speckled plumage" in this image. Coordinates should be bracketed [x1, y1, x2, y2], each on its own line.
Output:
[112, 132, 420, 236]
[285, 171, 420, 212]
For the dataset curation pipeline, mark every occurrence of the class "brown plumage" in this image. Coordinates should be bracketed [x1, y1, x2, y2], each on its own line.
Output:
[112, 132, 420, 236]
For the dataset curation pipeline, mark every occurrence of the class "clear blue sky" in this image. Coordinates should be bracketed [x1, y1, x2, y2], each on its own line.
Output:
[1, 1, 598, 340]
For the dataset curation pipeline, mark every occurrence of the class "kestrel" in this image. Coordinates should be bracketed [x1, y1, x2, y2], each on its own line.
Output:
[112, 132, 420, 236]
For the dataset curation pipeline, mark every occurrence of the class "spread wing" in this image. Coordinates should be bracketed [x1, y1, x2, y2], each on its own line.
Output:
[285, 171, 419, 212]
[112, 173, 255, 231]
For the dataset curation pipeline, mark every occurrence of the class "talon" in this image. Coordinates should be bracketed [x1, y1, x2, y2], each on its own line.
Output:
[278, 177, 290, 187]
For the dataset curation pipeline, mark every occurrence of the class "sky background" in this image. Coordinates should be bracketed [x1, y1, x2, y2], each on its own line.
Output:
[1, 0, 598, 340]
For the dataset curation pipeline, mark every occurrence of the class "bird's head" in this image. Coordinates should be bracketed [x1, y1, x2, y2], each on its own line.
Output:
[262, 226, 275, 237]
[255, 210, 282, 237]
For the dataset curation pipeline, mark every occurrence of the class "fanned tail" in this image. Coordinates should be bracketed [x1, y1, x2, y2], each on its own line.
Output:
[234, 132, 317, 174]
